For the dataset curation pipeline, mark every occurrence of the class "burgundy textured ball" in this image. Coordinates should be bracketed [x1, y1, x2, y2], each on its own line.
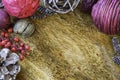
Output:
[0, 9, 10, 29]
[81, 0, 98, 12]
[92, 0, 120, 34]
[2, 0, 39, 18]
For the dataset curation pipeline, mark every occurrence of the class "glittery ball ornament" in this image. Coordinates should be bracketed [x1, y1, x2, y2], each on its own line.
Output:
[2, 0, 39, 18]
[0, 9, 10, 29]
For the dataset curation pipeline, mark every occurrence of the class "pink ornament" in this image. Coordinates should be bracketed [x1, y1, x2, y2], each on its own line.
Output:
[92, 0, 120, 34]
[2, 0, 39, 18]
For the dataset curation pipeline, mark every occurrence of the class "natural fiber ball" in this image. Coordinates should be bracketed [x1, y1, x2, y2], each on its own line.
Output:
[13, 19, 35, 38]
[2, 0, 39, 18]
[0, 9, 10, 29]
[92, 0, 120, 34]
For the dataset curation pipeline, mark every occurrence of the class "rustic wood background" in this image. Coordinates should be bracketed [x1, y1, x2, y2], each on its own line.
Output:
[16, 8, 120, 80]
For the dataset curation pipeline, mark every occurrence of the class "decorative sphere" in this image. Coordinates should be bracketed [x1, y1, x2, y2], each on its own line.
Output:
[81, 0, 98, 12]
[92, 0, 120, 34]
[0, 9, 10, 29]
[2, 0, 39, 18]
[13, 19, 35, 38]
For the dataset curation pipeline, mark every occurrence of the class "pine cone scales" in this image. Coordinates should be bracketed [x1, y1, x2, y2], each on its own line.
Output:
[0, 48, 20, 80]
[112, 37, 120, 65]
[112, 37, 120, 55]
[31, 6, 54, 19]
[112, 56, 120, 65]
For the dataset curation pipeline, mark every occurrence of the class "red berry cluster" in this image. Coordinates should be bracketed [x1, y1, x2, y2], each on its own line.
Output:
[0, 28, 30, 60]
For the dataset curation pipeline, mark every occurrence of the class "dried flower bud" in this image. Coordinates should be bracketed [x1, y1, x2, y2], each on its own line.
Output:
[13, 19, 35, 38]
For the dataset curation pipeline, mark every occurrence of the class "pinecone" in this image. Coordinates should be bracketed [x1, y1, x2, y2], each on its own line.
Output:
[112, 37, 120, 55]
[112, 56, 120, 65]
[112, 37, 119, 47]
[113, 44, 120, 55]
[0, 48, 20, 80]
[30, 6, 54, 19]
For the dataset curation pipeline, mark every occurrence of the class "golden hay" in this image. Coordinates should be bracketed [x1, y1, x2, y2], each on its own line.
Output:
[17, 9, 120, 80]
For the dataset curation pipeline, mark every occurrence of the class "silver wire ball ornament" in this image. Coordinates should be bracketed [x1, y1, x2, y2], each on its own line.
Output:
[31, 0, 80, 19]
[40, 0, 80, 14]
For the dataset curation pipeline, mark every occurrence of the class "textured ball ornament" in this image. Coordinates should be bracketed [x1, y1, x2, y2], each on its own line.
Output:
[81, 0, 98, 12]
[2, 0, 39, 18]
[45, 0, 80, 14]
[92, 0, 120, 34]
[0, 9, 10, 29]
[13, 19, 35, 38]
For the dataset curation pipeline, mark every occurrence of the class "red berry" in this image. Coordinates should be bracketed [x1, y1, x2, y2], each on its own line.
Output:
[4, 39, 10, 42]
[20, 42, 24, 47]
[5, 33, 9, 37]
[4, 44, 9, 48]
[1, 31, 5, 36]
[0, 42, 2, 46]
[0, 37, 2, 42]
[18, 46, 23, 51]
[14, 37, 19, 42]
[6, 42, 11, 47]
[20, 55, 24, 61]
[11, 47, 17, 52]
[1, 40, 6, 46]
[4, 41, 11, 48]
[21, 50, 26, 55]
[9, 38, 13, 41]
[11, 44, 17, 48]
[25, 45, 30, 51]
[8, 28, 13, 33]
